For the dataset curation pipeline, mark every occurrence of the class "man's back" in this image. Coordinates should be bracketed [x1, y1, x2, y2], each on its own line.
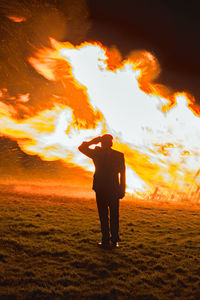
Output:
[78, 135, 125, 197]
[92, 147, 124, 193]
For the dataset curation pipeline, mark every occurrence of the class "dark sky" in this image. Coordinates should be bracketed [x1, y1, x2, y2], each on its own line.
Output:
[87, 0, 200, 101]
[0, 0, 199, 100]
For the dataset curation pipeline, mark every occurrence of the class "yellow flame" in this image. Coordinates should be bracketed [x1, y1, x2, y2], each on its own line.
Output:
[1, 38, 200, 197]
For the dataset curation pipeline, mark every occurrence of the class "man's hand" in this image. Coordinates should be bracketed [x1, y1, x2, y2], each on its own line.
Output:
[78, 136, 102, 157]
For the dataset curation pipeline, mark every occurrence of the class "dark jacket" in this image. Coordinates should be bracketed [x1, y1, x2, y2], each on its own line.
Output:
[79, 143, 125, 197]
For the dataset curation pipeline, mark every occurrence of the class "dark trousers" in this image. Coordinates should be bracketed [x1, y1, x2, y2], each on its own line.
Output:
[96, 191, 119, 244]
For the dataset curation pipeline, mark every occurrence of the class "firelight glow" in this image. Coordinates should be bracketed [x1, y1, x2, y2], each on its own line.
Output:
[0, 39, 200, 197]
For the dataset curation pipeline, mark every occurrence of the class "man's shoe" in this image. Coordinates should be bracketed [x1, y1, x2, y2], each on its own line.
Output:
[97, 242, 111, 249]
[111, 241, 119, 248]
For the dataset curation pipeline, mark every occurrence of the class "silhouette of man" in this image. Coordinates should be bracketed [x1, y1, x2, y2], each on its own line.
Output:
[78, 134, 126, 248]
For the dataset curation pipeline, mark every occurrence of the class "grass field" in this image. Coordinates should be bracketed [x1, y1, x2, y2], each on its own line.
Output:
[0, 190, 200, 300]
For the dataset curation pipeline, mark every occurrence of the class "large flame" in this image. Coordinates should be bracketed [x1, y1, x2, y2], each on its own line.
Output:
[1, 38, 200, 198]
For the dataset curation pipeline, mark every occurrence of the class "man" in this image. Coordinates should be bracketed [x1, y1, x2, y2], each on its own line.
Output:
[78, 134, 126, 249]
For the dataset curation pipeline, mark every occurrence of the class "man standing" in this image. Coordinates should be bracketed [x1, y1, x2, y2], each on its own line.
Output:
[78, 134, 126, 249]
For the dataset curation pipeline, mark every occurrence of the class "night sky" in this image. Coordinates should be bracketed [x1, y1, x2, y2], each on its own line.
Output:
[87, 0, 200, 101]
[0, 0, 199, 100]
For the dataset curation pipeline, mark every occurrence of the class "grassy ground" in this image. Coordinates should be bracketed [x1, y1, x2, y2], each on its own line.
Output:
[0, 191, 200, 300]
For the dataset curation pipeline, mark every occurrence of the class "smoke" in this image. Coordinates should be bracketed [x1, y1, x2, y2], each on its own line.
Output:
[0, 137, 92, 192]
[0, 0, 91, 117]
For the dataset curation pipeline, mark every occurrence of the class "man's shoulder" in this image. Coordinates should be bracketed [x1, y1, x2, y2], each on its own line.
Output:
[111, 149, 124, 158]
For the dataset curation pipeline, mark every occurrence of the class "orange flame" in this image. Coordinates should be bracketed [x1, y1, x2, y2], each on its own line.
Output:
[7, 16, 27, 23]
[1, 38, 200, 197]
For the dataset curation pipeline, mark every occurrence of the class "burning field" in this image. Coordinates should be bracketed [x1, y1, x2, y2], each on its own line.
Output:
[0, 1, 200, 198]
[1, 35, 200, 198]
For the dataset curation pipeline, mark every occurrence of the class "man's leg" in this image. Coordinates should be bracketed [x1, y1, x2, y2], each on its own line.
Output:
[96, 192, 110, 244]
[109, 197, 119, 244]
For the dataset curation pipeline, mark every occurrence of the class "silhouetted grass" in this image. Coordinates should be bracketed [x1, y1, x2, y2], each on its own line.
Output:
[0, 191, 200, 299]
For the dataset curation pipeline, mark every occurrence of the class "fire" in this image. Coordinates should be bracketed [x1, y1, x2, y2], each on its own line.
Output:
[7, 16, 27, 23]
[1, 38, 200, 198]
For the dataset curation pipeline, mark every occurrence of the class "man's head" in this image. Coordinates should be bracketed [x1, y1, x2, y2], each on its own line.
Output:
[101, 134, 113, 149]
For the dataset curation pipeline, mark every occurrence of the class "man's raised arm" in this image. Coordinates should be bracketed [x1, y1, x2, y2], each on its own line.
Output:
[78, 136, 102, 158]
